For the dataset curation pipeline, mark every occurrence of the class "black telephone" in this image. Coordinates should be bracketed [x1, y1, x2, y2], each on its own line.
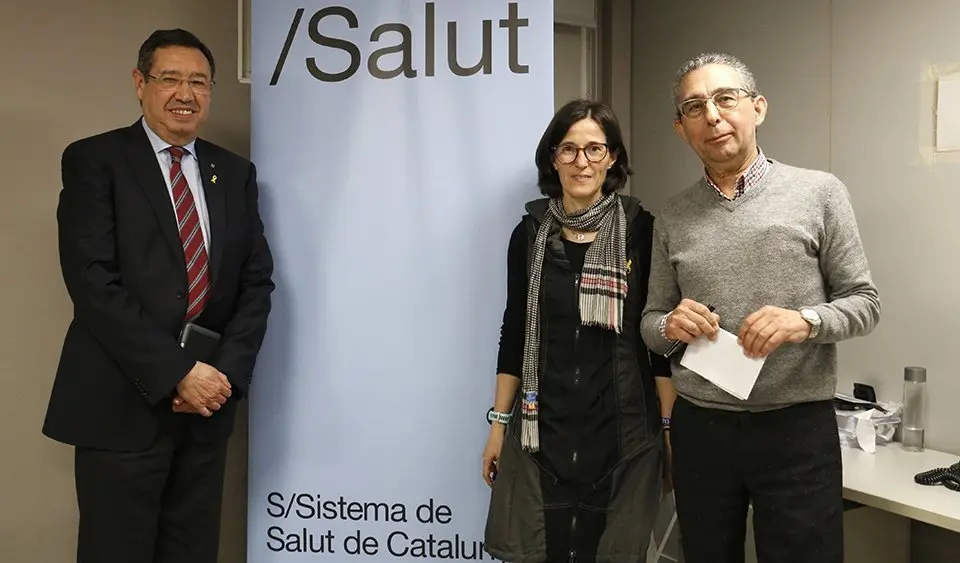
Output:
[914, 460, 960, 492]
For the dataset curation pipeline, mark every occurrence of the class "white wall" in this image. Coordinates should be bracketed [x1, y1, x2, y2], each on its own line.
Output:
[830, 4, 960, 557]
[630, 0, 960, 560]
[830, 0, 960, 454]
[631, 0, 960, 458]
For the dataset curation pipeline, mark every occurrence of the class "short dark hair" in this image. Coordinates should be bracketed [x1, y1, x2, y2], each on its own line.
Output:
[534, 99, 632, 198]
[137, 29, 216, 80]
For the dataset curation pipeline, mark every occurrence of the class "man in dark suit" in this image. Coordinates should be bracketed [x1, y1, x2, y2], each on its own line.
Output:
[42, 28, 274, 563]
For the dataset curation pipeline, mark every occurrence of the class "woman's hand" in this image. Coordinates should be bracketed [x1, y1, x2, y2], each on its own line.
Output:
[482, 425, 506, 487]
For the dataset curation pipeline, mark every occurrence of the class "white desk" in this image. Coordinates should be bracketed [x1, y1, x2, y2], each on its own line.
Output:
[842, 444, 960, 533]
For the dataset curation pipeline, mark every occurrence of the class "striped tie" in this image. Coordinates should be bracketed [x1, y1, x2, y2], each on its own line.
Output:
[168, 146, 209, 320]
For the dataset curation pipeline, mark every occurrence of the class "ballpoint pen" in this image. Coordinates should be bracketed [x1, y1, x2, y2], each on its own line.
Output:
[663, 304, 716, 358]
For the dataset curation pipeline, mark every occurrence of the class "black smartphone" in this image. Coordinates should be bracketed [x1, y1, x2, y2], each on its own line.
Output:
[178, 322, 222, 362]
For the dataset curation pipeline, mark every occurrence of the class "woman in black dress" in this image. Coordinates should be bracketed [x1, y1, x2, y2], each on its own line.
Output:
[482, 99, 675, 563]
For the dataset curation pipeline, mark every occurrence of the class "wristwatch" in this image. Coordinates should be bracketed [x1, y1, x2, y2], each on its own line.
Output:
[799, 308, 821, 339]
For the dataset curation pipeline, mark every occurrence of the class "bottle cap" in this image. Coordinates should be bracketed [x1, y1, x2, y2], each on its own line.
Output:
[904, 366, 926, 383]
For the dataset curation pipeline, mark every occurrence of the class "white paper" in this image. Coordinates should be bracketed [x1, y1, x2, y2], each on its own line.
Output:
[854, 409, 877, 453]
[936, 78, 960, 152]
[833, 393, 902, 452]
[679, 329, 766, 400]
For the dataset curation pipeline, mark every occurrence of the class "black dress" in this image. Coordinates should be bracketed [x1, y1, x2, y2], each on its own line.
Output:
[497, 232, 625, 562]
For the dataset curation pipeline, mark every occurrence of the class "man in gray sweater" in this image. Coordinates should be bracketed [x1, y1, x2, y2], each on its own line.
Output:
[641, 53, 880, 563]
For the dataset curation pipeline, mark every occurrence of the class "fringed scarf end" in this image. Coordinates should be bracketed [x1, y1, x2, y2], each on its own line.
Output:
[520, 392, 540, 452]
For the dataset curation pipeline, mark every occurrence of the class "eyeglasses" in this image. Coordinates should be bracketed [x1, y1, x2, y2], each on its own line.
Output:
[553, 142, 609, 164]
[147, 74, 214, 94]
[677, 87, 755, 119]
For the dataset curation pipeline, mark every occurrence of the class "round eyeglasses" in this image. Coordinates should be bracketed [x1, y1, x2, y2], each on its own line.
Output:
[677, 87, 755, 119]
[553, 142, 609, 164]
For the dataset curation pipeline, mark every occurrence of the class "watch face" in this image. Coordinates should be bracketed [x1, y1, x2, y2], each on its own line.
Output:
[801, 309, 820, 338]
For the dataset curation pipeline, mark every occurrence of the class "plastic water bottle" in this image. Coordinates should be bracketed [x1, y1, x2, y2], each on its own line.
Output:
[901, 366, 927, 452]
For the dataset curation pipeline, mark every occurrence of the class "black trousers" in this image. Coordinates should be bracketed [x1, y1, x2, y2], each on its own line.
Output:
[671, 396, 843, 563]
[74, 406, 229, 563]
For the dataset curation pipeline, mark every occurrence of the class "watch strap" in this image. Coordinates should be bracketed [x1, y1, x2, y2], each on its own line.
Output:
[487, 408, 512, 425]
[800, 308, 821, 339]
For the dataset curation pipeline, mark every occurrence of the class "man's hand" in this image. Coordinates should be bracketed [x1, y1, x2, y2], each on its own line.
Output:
[171, 395, 203, 414]
[665, 298, 720, 343]
[738, 306, 811, 358]
[176, 362, 232, 417]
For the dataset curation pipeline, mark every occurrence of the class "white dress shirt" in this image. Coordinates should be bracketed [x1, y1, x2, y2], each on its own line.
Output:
[141, 118, 211, 251]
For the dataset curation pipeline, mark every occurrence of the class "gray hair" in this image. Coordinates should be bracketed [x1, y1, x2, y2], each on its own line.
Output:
[671, 52, 759, 106]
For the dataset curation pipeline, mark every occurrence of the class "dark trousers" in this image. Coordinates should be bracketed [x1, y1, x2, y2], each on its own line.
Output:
[74, 406, 229, 563]
[671, 396, 843, 563]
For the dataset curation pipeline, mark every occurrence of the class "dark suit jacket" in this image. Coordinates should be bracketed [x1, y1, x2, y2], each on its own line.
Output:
[43, 119, 275, 451]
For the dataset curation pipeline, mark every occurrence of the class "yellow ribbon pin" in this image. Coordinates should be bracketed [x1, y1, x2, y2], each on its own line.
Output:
[211, 175, 217, 184]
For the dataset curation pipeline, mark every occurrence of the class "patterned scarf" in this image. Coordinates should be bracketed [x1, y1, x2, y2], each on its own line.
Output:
[520, 193, 628, 452]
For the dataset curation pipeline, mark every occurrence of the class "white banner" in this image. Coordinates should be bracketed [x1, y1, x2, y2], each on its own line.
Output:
[247, 1, 554, 561]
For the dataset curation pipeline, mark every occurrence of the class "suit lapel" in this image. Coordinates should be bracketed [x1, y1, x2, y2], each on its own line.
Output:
[125, 122, 183, 260]
[195, 140, 225, 288]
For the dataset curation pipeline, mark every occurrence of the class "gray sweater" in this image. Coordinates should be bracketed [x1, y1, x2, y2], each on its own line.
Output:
[640, 159, 881, 411]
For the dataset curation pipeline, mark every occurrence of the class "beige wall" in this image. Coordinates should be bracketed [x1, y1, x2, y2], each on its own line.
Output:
[601, 0, 634, 193]
[631, 0, 960, 560]
[0, 1, 250, 561]
[630, 0, 832, 210]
